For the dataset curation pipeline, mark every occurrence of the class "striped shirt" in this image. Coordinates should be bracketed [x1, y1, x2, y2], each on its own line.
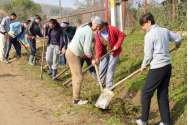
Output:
[0, 16, 14, 33]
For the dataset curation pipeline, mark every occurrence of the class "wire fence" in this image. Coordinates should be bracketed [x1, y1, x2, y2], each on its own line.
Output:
[0, 0, 186, 32]
[124, 0, 187, 31]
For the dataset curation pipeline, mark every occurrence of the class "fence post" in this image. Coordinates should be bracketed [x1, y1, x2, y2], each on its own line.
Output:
[144, 0, 147, 13]
[90, 7, 92, 18]
[100, 0, 103, 18]
[172, 0, 175, 21]
[96, 2, 98, 16]
[105, 0, 108, 22]
[81, 14, 83, 24]
[67, 16, 69, 22]
[123, 1, 126, 31]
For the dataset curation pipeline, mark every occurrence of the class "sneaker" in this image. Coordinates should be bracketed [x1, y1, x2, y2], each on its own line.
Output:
[16, 55, 21, 60]
[132, 118, 148, 125]
[0, 59, 4, 62]
[3, 59, 9, 64]
[155, 121, 170, 125]
[74, 99, 88, 105]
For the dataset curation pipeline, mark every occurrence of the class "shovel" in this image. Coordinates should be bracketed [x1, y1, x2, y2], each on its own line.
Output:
[95, 48, 175, 109]
[40, 28, 46, 79]
[18, 40, 40, 59]
[95, 68, 141, 109]
[94, 65, 103, 92]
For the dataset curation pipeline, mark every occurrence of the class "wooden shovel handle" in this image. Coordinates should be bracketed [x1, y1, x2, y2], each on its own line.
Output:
[94, 65, 103, 92]
[169, 48, 176, 53]
[18, 40, 31, 54]
[40, 28, 46, 79]
[108, 48, 175, 91]
[109, 68, 141, 91]
[53, 66, 70, 80]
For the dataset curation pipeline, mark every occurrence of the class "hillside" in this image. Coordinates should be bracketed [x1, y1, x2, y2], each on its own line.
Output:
[40, 4, 74, 17]
[10, 31, 186, 125]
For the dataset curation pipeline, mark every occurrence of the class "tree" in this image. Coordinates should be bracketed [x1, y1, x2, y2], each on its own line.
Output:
[74, 0, 97, 12]
[2, 0, 42, 21]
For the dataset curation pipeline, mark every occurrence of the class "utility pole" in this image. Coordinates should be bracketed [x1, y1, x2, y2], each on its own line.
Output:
[59, 0, 62, 20]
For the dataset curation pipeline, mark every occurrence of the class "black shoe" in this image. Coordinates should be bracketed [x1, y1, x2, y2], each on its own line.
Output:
[16, 55, 21, 60]
[132, 118, 148, 125]
[154, 121, 170, 125]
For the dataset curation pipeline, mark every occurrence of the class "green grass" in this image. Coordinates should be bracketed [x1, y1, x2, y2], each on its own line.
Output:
[19, 31, 187, 125]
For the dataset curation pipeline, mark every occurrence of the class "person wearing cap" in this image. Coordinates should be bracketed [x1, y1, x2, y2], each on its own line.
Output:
[93, 16, 125, 89]
[43, 19, 64, 79]
[60, 22, 77, 66]
[61, 22, 96, 87]
[26, 15, 43, 66]
[68, 37, 96, 87]
[65, 16, 100, 105]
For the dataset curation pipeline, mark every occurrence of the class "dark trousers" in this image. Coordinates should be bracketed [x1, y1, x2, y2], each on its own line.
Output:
[141, 64, 171, 124]
[27, 38, 36, 56]
[4, 34, 21, 59]
[80, 58, 95, 73]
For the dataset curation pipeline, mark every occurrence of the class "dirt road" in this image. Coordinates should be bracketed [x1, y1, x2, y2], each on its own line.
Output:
[0, 59, 61, 125]
[0, 58, 102, 125]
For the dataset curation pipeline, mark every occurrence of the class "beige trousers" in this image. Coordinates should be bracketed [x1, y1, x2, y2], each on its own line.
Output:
[0, 33, 6, 60]
[66, 48, 83, 100]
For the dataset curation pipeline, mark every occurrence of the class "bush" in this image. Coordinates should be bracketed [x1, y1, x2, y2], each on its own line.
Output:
[128, 0, 187, 31]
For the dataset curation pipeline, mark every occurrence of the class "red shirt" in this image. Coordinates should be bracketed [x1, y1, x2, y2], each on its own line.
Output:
[95, 25, 125, 59]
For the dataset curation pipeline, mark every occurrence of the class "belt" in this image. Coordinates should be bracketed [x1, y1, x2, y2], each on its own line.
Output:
[27, 35, 33, 38]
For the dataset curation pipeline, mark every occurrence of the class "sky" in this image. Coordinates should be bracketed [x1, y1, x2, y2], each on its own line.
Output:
[33, 0, 81, 9]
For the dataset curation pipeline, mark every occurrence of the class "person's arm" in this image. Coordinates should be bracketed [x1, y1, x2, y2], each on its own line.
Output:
[63, 32, 68, 50]
[83, 31, 93, 58]
[0, 18, 7, 33]
[168, 30, 182, 48]
[38, 27, 44, 37]
[142, 36, 154, 67]
[27, 22, 33, 37]
[59, 29, 64, 52]
[95, 32, 103, 60]
[9, 23, 14, 31]
[112, 26, 125, 50]
[91, 38, 96, 53]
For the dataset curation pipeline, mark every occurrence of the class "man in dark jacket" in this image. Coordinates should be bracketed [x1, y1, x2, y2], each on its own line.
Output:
[26, 15, 43, 66]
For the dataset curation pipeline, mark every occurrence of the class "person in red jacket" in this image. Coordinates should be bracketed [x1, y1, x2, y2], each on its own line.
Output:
[94, 16, 125, 89]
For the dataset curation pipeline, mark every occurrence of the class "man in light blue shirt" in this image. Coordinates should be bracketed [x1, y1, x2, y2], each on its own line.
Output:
[132, 13, 182, 125]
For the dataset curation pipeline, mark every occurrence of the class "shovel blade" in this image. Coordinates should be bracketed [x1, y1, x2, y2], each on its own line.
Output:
[95, 90, 114, 109]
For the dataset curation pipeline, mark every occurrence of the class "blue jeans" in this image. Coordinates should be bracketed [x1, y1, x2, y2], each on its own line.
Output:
[4, 34, 21, 59]
[60, 54, 66, 66]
